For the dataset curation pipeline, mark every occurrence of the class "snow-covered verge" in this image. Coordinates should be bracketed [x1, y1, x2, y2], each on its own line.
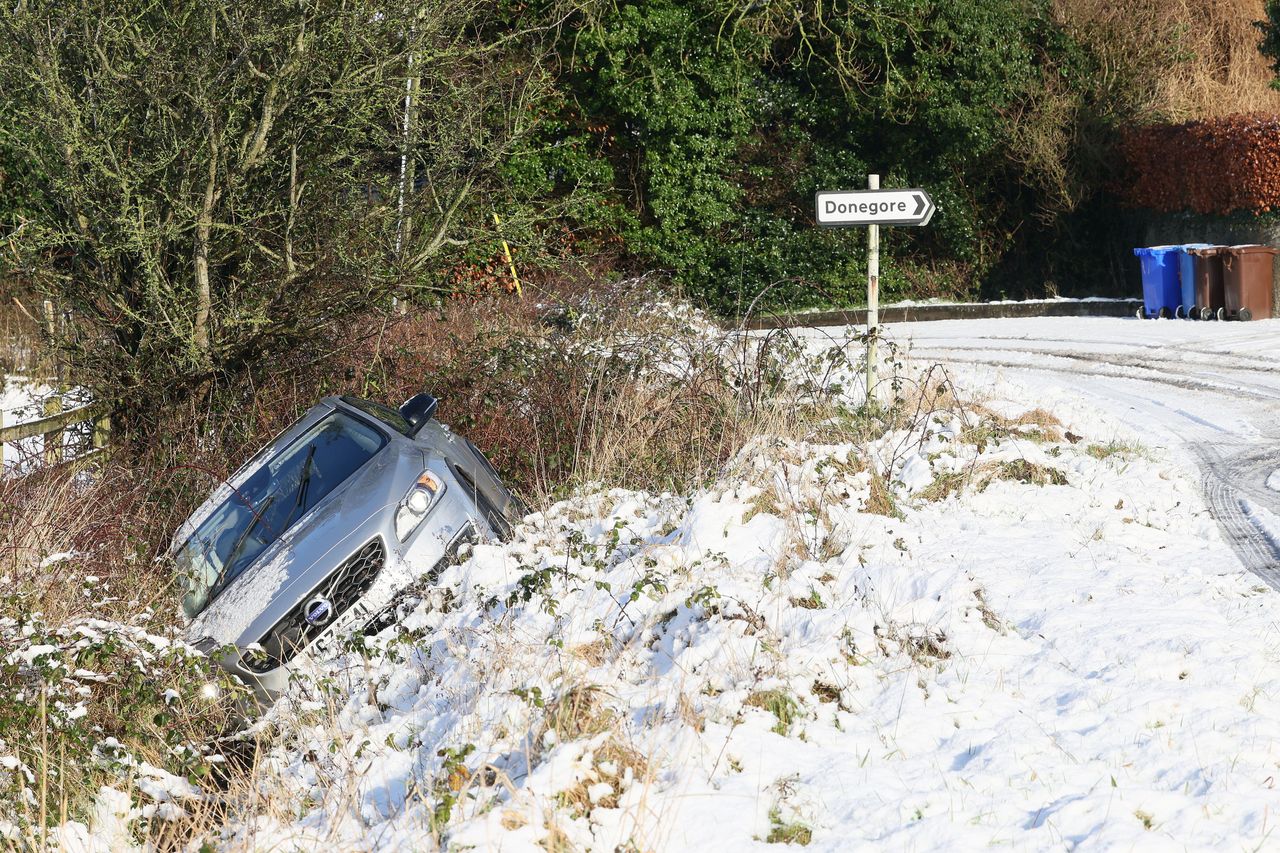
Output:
[0, 587, 243, 850]
[20, 308, 1280, 851]
[180, 387, 1280, 850]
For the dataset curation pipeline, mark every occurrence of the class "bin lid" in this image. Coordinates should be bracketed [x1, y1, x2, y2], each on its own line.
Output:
[1229, 244, 1280, 254]
[1175, 243, 1215, 252]
[1187, 245, 1231, 257]
[1133, 245, 1183, 257]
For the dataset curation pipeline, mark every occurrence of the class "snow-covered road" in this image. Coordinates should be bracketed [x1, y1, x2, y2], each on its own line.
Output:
[845, 316, 1280, 586]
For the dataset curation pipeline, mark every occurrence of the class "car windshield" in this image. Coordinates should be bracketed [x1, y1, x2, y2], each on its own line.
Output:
[175, 411, 386, 618]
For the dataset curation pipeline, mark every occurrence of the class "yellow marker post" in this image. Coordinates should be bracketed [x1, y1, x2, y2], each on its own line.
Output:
[493, 212, 523, 298]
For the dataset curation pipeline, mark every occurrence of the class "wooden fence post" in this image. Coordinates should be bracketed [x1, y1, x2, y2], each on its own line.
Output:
[93, 413, 111, 457]
[42, 397, 63, 465]
[41, 299, 65, 465]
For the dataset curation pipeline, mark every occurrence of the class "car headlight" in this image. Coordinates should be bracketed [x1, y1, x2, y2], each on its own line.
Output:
[395, 471, 446, 541]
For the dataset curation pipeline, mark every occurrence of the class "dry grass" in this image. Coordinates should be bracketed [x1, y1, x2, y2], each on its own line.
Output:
[978, 459, 1070, 490]
[902, 630, 951, 667]
[677, 692, 706, 733]
[744, 689, 800, 736]
[915, 470, 968, 503]
[1055, 0, 1280, 121]
[570, 639, 613, 668]
[1006, 408, 1066, 443]
[863, 471, 903, 519]
[0, 464, 184, 623]
[543, 685, 651, 824]
[544, 684, 615, 744]
[1086, 439, 1147, 460]
[964, 404, 1065, 447]
[540, 817, 575, 852]
[743, 484, 781, 523]
[343, 282, 838, 507]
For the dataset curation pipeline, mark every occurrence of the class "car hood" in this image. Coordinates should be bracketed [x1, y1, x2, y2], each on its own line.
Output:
[185, 439, 423, 647]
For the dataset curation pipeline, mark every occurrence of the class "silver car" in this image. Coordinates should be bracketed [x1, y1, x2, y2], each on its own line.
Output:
[171, 394, 523, 701]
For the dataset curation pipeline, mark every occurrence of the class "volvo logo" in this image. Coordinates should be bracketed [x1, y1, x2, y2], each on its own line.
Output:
[303, 596, 334, 626]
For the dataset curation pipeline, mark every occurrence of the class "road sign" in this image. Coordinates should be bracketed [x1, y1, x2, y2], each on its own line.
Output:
[815, 189, 935, 227]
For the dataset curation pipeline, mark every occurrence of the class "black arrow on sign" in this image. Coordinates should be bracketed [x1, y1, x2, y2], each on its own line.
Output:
[912, 193, 927, 217]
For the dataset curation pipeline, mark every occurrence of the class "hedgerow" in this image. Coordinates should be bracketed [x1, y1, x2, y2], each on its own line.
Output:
[504, 0, 1058, 312]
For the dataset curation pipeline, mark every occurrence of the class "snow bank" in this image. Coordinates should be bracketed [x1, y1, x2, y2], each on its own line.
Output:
[208, 391, 1280, 851]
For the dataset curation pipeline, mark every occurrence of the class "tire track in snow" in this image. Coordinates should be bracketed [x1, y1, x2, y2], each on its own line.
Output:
[929, 332, 1280, 370]
[903, 332, 1280, 588]
[908, 341, 1280, 396]
[907, 348, 1280, 404]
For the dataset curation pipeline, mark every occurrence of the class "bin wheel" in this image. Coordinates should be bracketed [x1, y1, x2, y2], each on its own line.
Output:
[1158, 307, 1172, 319]
[1216, 307, 1226, 321]
[1136, 306, 1145, 320]
[1199, 307, 1213, 321]
[1240, 307, 1253, 322]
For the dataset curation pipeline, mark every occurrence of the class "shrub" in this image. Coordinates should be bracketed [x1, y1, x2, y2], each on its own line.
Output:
[507, 0, 1059, 313]
[0, 572, 245, 844]
[1117, 113, 1280, 214]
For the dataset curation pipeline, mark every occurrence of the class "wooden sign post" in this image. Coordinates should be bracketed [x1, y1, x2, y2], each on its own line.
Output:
[815, 178, 934, 402]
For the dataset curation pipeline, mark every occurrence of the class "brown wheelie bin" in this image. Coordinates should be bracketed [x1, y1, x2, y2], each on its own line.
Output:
[1222, 245, 1279, 321]
[1187, 246, 1228, 320]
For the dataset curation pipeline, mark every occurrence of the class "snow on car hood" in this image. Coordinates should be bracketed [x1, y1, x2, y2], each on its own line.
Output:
[186, 545, 295, 646]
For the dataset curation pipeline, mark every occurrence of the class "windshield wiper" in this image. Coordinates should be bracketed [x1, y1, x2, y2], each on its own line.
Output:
[283, 445, 316, 529]
[216, 493, 278, 592]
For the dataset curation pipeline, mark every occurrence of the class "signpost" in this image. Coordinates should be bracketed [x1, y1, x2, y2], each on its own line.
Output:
[815, 179, 934, 402]
[815, 188, 935, 228]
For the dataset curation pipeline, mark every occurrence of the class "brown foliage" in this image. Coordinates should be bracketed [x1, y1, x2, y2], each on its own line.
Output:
[1117, 113, 1280, 213]
[3, 274, 796, 621]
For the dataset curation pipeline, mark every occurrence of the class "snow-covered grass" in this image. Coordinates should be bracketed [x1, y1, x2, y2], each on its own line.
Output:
[1, 296, 868, 849]
[183, 373, 1279, 850]
[12, 308, 1280, 851]
[0, 605, 243, 849]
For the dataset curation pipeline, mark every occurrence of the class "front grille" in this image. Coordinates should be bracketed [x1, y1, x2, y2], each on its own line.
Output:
[241, 538, 385, 673]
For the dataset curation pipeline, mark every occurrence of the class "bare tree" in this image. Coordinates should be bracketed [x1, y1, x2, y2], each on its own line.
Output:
[0, 0, 555, 434]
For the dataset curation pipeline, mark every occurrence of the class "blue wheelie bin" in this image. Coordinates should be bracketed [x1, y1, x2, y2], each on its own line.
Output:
[1133, 245, 1183, 319]
[1174, 243, 1214, 318]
